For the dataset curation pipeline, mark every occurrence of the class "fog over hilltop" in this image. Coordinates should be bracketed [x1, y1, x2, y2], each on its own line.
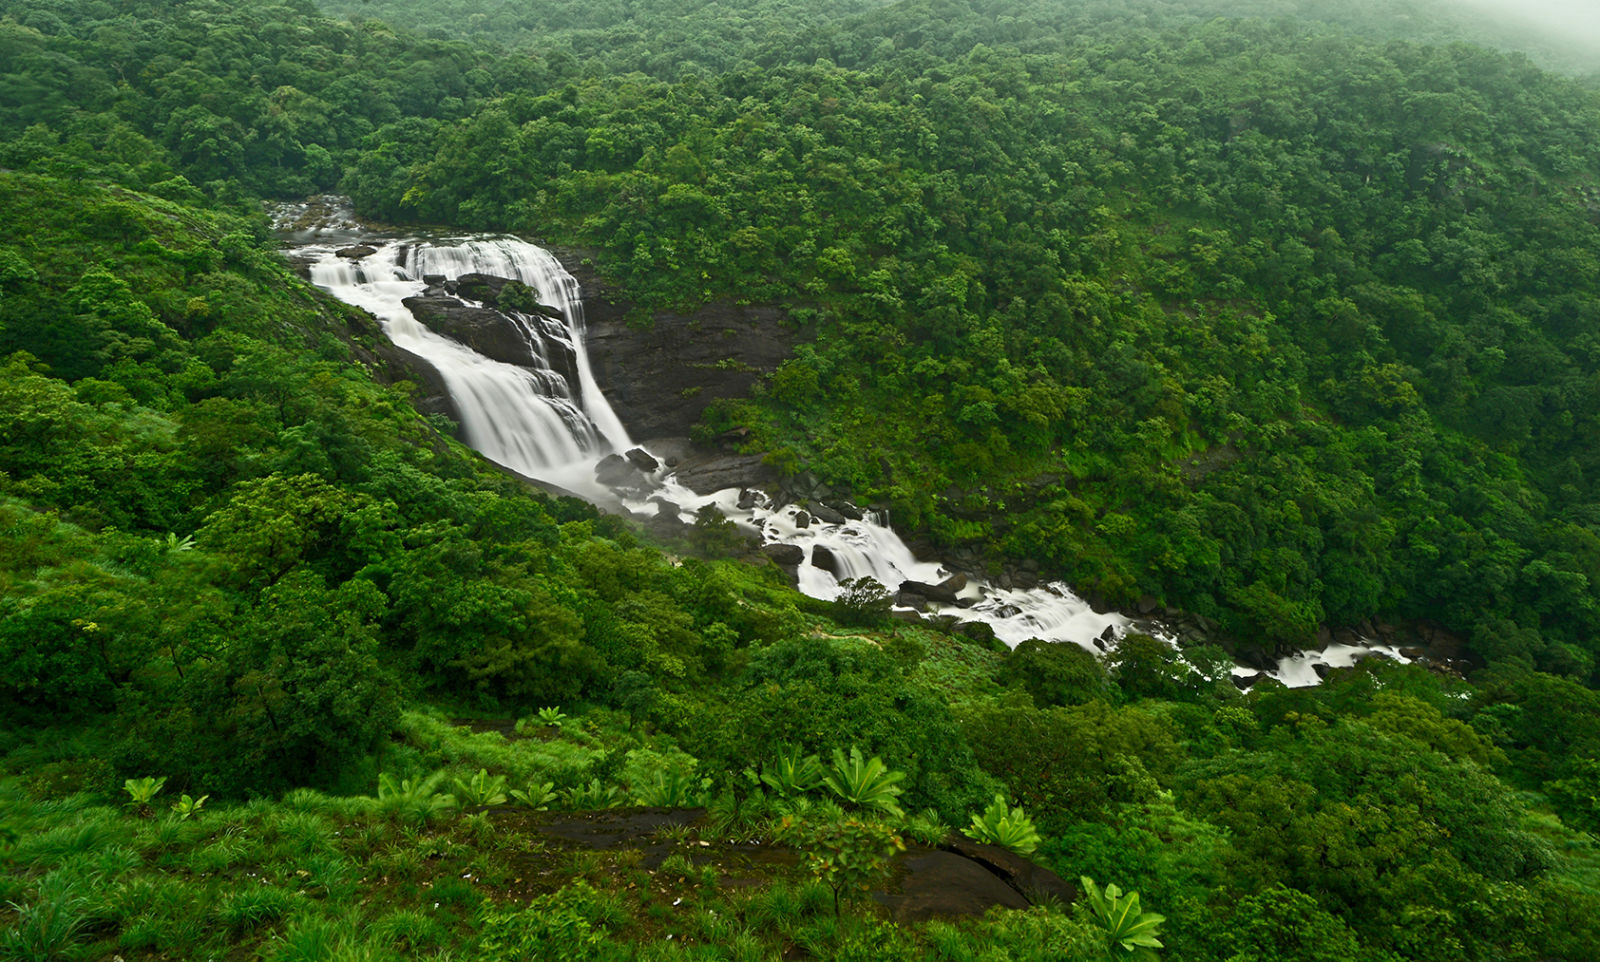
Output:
[1454, 0, 1600, 49]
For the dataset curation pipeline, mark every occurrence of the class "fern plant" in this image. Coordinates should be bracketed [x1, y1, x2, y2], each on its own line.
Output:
[963, 794, 1042, 854]
[822, 747, 905, 817]
[1078, 877, 1165, 961]
[451, 769, 509, 808]
[760, 745, 825, 798]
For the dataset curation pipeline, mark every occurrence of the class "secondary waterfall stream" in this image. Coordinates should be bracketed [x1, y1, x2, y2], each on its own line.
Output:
[276, 200, 1405, 688]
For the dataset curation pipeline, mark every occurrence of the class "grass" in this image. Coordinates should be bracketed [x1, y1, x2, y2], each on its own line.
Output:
[0, 693, 1097, 962]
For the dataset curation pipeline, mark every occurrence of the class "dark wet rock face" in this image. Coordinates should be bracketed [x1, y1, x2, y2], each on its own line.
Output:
[668, 451, 778, 495]
[878, 851, 1030, 922]
[898, 575, 967, 604]
[567, 256, 803, 439]
[400, 292, 584, 397]
[372, 342, 462, 431]
[761, 543, 806, 567]
[940, 836, 1076, 906]
[625, 447, 661, 472]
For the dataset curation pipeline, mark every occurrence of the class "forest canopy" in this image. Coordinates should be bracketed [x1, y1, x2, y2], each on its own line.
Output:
[5, 2, 1600, 961]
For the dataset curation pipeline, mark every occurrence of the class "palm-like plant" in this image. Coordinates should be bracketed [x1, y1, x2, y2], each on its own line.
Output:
[374, 771, 454, 824]
[963, 794, 1042, 854]
[509, 780, 559, 810]
[822, 747, 905, 817]
[450, 769, 509, 808]
[1078, 877, 1165, 961]
[560, 778, 626, 810]
[760, 745, 826, 797]
[634, 769, 707, 808]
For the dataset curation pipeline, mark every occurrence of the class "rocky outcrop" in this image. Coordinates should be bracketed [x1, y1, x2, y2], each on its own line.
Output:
[402, 291, 582, 391]
[454, 273, 565, 319]
[595, 453, 650, 494]
[566, 256, 803, 439]
[899, 574, 968, 604]
[760, 543, 806, 567]
[624, 447, 660, 472]
[878, 850, 1029, 922]
[336, 244, 377, 259]
[668, 450, 778, 495]
[940, 836, 1076, 906]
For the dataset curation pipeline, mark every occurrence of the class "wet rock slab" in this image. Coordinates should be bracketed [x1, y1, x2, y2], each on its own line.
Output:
[876, 850, 1029, 922]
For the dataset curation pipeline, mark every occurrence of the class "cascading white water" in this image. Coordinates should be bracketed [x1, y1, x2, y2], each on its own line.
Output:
[278, 199, 1408, 688]
[623, 483, 1130, 649]
[299, 235, 631, 479]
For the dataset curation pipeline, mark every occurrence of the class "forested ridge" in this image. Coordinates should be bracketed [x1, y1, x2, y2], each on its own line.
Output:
[6, 1, 1600, 960]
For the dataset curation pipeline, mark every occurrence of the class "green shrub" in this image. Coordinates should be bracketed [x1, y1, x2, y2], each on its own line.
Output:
[823, 748, 905, 817]
[760, 745, 825, 798]
[472, 882, 626, 962]
[450, 769, 508, 808]
[964, 794, 1042, 854]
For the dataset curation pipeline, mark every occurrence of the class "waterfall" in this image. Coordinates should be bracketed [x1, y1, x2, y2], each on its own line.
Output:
[300, 234, 631, 478]
[278, 199, 1409, 688]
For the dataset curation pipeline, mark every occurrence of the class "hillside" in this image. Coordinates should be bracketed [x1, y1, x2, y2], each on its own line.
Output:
[5, 2, 1600, 960]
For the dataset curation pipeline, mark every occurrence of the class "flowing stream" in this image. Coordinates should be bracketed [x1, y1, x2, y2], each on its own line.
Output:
[276, 199, 1400, 687]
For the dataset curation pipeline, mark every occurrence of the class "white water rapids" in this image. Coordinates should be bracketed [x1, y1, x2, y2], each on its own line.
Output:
[277, 200, 1402, 688]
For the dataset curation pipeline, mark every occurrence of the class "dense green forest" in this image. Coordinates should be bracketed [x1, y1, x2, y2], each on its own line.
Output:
[6, 0, 1600, 960]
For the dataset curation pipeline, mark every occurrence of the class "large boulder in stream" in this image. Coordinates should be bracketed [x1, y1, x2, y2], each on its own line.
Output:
[667, 451, 778, 495]
[899, 574, 968, 604]
[455, 273, 565, 318]
[810, 544, 840, 576]
[595, 453, 649, 493]
[402, 293, 581, 389]
[760, 543, 806, 567]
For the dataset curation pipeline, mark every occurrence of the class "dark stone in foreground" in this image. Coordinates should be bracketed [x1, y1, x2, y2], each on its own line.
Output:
[595, 453, 648, 492]
[532, 807, 704, 850]
[625, 447, 660, 472]
[941, 836, 1077, 906]
[810, 544, 839, 576]
[809, 503, 847, 525]
[877, 850, 1029, 922]
[336, 244, 377, 259]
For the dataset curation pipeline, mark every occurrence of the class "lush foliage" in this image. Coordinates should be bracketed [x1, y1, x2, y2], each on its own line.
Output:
[4, 2, 1600, 962]
[964, 793, 1042, 854]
